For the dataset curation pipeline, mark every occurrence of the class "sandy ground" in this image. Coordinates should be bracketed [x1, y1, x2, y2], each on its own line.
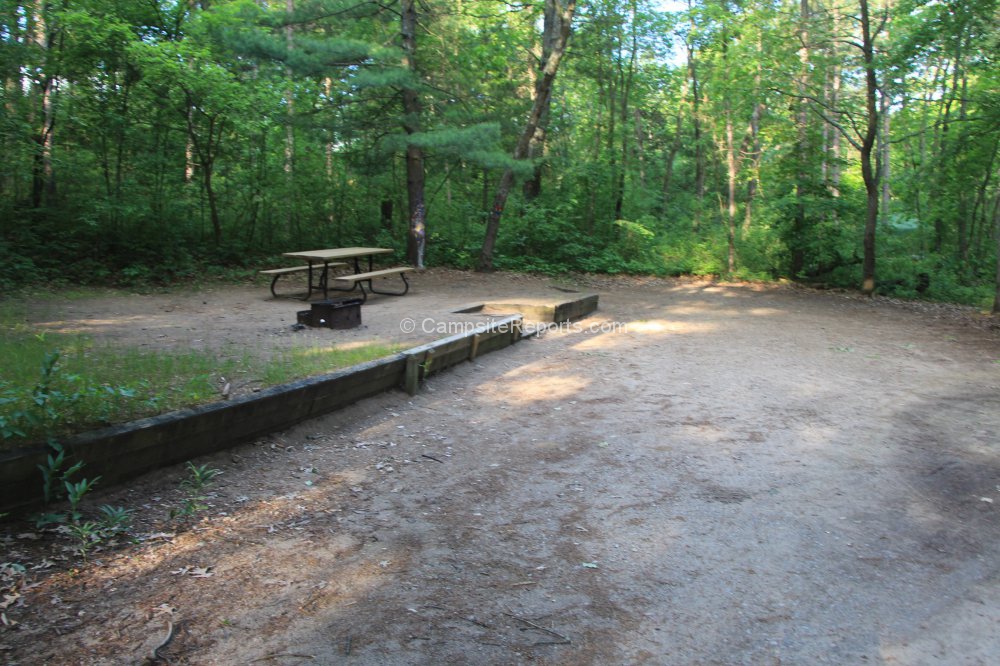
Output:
[2, 270, 1000, 665]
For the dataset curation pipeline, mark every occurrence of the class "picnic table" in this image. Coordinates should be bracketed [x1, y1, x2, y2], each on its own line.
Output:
[263, 247, 412, 302]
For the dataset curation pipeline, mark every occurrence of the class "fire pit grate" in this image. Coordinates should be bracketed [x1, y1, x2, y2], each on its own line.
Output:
[297, 297, 363, 329]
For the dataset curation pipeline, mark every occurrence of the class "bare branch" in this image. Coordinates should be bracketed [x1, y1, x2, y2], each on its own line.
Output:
[770, 86, 864, 149]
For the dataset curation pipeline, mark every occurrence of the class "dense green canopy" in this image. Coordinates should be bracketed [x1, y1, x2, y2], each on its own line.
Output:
[1, 0, 998, 308]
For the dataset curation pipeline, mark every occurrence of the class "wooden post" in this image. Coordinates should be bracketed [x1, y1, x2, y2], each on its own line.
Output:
[422, 350, 435, 380]
[404, 353, 420, 396]
[469, 333, 482, 361]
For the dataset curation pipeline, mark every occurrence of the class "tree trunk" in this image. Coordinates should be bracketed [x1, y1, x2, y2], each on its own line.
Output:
[829, 41, 842, 220]
[970, 139, 999, 261]
[822, 3, 842, 225]
[29, 3, 57, 208]
[203, 154, 221, 246]
[401, 0, 426, 268]
[742, 63, 763, 234]
[523, 0, 562, 201]
[284, 0, 297, 237]
[859, 0, 880, 296]
[726, 110, 737, 274]
[879, 75, 891, 222]
[992, 178, 1000, 314]
[687, 3, 704, 233]
[791, 0, 810, 277]
[662, 76, 688, 206]
[324, 77, 337, 230]
[634, 109, 646, 191]
[877, 1, 892, 224]
[381, 199, 394, 231]
[613, 0, 638, 221]
[478, 0, 575, 272]
[956, 72, 972, 266]
[184, 106, 195, 183]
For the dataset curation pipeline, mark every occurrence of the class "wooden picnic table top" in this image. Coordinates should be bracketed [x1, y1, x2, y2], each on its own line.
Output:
[282, 247, 394, 262]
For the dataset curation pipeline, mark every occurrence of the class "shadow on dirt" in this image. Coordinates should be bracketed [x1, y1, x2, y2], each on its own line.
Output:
[892, 391, 1000, 558]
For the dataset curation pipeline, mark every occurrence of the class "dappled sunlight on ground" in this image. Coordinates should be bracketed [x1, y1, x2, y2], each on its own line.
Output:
[499, 371, 592, 405]
[36, 315, 153, 334]
[571, 319, 718, 352]
[657, 303, 787, 318]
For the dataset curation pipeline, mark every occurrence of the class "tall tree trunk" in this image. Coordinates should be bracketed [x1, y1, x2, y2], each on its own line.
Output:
[725, 109, 737, 274]
[822, 3, 842, 226]
[184, 106, 195, 183]
[970, 139, 999, 261]
[955, 72, 972, 266]
[634, 109, 646, 191]
[284, 0, 297, 238]
[743, 52, 764, 235]
[859, 0, 880, 296]
[203, 153, 221, 246]
[613, 0, 638, 221]
[29, 2, 57, 208]
[662, 77, 688, 206]
[878, 77, 890, 223]
[933, 36, 964, 252]
[2, 3, 21, 199]
[186, 106, 224, 245]
[877, 2, 893, 225]
[829, 37, 842, 221]
[478, 0, 575, 272]
[324, 77, 337, 231]
[791, 0, 810, 277]
[992, 177, 1000, 314]
[523, 0, 562, 201]
[401, 0, 426, 268]
[687, 2, 704, 233]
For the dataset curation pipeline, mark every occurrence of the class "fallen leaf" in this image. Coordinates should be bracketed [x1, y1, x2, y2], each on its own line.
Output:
[143, 533, 176, 542]
[153, 604, 176, 617]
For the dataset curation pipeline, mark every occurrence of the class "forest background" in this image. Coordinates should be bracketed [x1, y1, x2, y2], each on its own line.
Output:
[2, 0, 999, 310]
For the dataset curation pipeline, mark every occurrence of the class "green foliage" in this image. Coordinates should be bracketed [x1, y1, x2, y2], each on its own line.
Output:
[29, 439, 110, 559]
[65, 476, 102, 522]
[180, 462, 223, 492]
[64, 521, 102, 559]
[171, 461, 222, 521]
[657, 237, 726, 277]
[37, 443, 85, 505]
[0, 0, 996, 305]
[97, 504, 134, 535]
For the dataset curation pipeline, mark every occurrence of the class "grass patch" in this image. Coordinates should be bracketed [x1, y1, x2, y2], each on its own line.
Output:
[0, 305, 401, 450]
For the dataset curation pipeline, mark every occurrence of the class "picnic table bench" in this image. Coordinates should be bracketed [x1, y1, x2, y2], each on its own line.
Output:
[259, 263, 347, 298]
[333, 266, 414, 303]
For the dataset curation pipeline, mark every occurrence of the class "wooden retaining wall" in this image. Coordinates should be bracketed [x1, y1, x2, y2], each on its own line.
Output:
[0, 315, 525, 514]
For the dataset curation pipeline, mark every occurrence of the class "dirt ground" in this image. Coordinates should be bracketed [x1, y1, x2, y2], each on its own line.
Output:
[3, 270, 1000, 665]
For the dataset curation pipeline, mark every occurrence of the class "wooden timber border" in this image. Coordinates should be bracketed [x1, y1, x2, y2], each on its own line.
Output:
[0, 314, 528, 514]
